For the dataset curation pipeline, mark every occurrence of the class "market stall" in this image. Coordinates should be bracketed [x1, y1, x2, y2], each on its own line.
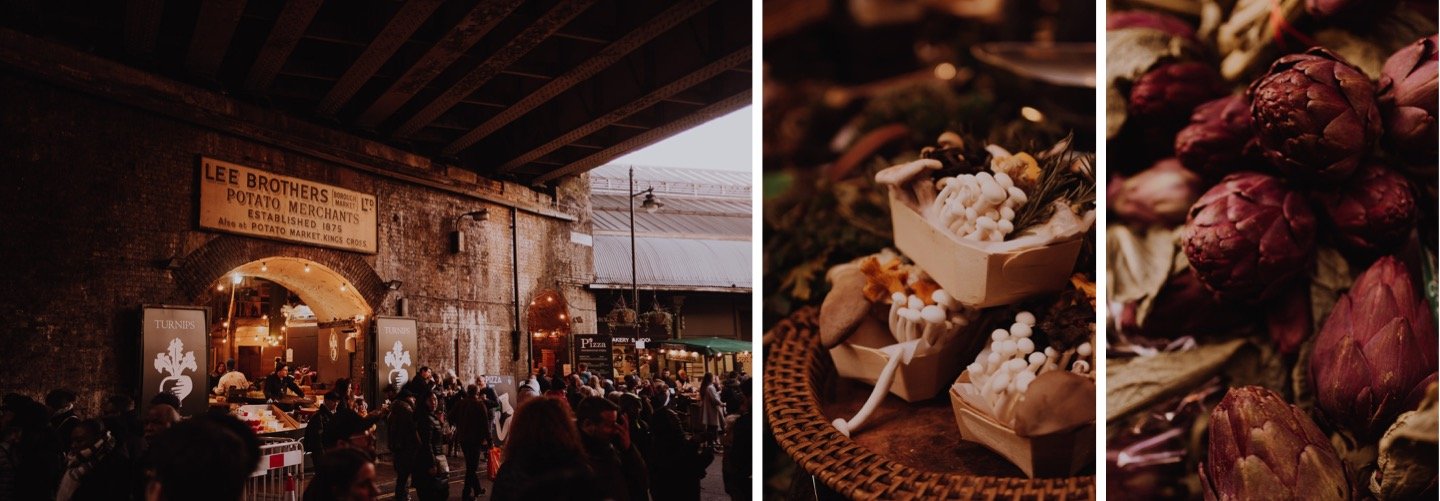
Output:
[657, 337, 754, 380]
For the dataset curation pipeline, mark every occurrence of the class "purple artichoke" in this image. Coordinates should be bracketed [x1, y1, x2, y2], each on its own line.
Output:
[1200, 386, 1350, 501]
[1111, 158, 1205, 227]
[1249, 48, 1381, 184]
[1131, 62, 1228, 129]
[1182, 172, 1317, 302]
[1311, 256, 1438, 440]
[1107, 11, 1196, 40]
[1175, 95, 1261, 179]
[1316, 163, 1418, 258]
[1120, 271, 1254, 339]
[1377, 35, 1438, 165]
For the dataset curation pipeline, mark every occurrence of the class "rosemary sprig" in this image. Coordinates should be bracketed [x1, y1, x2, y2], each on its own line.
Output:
[1010, 134, 1096, 236]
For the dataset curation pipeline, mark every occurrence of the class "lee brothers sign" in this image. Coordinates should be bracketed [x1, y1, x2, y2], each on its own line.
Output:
[199, 157, 378, 254]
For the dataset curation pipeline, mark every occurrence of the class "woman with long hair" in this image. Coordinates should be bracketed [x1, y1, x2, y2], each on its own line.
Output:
[490, 398, 599, 501]
[699, 372, 725, 449]
[303, 448, 379, 501]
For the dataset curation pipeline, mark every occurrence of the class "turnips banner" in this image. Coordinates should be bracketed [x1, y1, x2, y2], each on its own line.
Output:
[141, 305, 209, 416]
[375, 316, 418, 394]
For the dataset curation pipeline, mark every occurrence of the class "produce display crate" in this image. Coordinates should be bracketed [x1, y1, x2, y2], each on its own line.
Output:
[828, 314, 983, 403]
[950, 372, 1094, 478]
[765, 307, 1094, 500]
[887, 190, 1084, 308]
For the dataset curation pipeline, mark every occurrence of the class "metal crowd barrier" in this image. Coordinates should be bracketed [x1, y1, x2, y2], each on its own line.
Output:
[243, 437, 304, 501]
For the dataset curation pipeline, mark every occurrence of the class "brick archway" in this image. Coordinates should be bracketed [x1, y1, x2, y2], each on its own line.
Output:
[175, 235, 389, 314]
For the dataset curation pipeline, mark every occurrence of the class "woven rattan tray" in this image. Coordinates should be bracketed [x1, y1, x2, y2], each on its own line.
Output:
[765, 307, 1095, 500]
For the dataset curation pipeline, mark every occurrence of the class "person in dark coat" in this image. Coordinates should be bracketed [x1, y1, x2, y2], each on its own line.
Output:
[6, 393, 63, 500]
[263, 365, 305, 402]
[56, 419, 134, 501]
[647, 408, 712, 501]
[46, 390, 81, 445]
[414, 393, 447, 501]
[448, 386, 491, 501]
[575, 397, 648, 501]
[401, 367, 435, 401]
[489, 398, 599, 501]
[386, 392, 420, 501]
[100, 395, 144, 460]
[305, 392, 340, 460]
[722, 383, 752, 501]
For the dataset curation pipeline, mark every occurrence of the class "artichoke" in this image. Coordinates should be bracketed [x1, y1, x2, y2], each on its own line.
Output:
[1249, 48, 1381, 184]
[1107, 11, 1196, 40]
[1377, 34, 1438, 166]
[1130, 62, 1228, 131]
[1316, 163, 1419, 258]
[1311, 256, 1438, 440]
[1110, 158, 1205, 227]
[1175, 95, 1260, 179]
[1200, 386, 1350, 501]
[1182, 172, 1317, 302]
[1119, 271, 1254, 339]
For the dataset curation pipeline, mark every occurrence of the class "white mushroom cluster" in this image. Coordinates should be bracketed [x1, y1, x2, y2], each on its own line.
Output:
[927, 170, 1029, 242]
[887, 289, 971, 347]
[964, 311, 1093, 419]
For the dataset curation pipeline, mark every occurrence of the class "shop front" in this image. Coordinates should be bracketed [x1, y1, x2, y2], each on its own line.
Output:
[656, 337, 754, 384]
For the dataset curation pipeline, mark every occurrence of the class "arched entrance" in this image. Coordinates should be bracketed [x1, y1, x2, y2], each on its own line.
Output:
[527, 289, 571, 376]
[197, 257, 373, 389]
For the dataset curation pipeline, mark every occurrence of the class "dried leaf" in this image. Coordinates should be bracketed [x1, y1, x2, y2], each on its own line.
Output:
[1106, 224, 1180, 327]
[1370, 381, 1439, 499]
[1311, 247, 1354, 331]
[1106, 28, 1205, 137]
[1220, 336, 1288, 395]
[1316, 29, 1396, 80]
[782, 258, 826, 302]
[1107, 339, 1248, 421]
[1209, 0, 1304, 81]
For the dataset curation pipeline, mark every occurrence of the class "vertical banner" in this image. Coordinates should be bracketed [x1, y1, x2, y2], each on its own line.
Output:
[142, 306, 209, 416]
[573, 334, 613, 379]
[374, 316, 418, 395]
[482, 375, 516, 411]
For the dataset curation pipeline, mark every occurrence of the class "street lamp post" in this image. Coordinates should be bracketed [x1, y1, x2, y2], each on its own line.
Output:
[628, 166, 662, 314]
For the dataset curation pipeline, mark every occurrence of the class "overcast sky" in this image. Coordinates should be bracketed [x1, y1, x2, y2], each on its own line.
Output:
[610, 106, 752, 172]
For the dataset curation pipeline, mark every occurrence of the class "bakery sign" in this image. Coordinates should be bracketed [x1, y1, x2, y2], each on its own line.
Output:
[199, 156, 377, 254]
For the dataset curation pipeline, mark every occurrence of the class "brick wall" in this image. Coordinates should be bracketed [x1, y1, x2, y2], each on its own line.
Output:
[0, 72, 597, 414]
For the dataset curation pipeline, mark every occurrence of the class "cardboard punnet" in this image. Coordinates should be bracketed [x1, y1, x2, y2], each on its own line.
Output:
[828, 314, 980, 402]
[948, 372, 1094, 478]
[887, 192, 1084, 307]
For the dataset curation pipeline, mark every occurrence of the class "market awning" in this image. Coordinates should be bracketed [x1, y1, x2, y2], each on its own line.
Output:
[657, 337, 752, 356]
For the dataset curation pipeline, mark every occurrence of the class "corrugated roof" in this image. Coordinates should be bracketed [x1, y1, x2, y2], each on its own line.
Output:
[593, 236, 751, 291]
[592, 194, 751, 237]
[591, 164, 752, 198]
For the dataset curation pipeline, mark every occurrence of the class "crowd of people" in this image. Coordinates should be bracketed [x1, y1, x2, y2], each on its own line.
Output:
[0, 362, 752, 501]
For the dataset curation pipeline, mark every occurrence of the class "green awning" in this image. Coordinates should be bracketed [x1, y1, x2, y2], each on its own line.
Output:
[657, 337, 753, 356]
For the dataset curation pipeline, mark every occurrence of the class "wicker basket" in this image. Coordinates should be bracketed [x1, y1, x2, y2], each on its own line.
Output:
[765, 307, 1094, 500]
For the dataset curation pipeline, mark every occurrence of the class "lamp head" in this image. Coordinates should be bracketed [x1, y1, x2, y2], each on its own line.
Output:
[641, 192, 662, 214]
